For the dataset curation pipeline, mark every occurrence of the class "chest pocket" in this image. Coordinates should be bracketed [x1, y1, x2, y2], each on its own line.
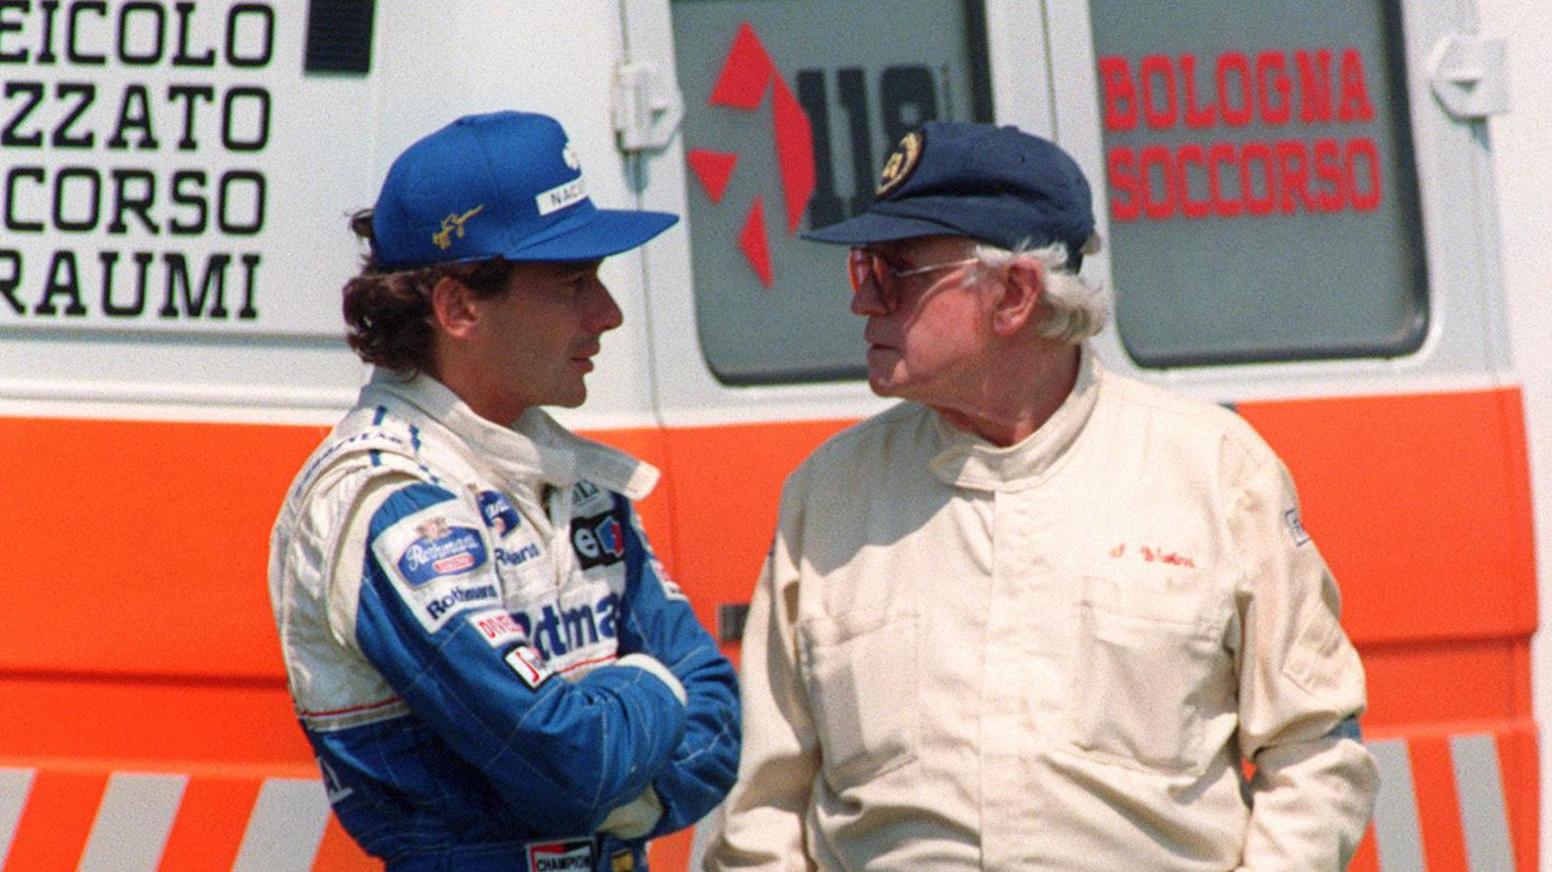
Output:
[1067, 573, 1229, 775]
[797, 608, 919, 792]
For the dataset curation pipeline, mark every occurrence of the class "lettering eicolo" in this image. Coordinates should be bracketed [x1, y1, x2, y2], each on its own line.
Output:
[0, 2, 279, 322]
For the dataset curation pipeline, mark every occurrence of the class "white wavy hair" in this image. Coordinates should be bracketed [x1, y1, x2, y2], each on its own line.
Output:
[972, 235, 1109, 343]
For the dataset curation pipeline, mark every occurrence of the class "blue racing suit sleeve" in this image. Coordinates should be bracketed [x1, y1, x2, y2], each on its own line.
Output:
[353, 481, 688, 835]
[612, 494, 741, 837]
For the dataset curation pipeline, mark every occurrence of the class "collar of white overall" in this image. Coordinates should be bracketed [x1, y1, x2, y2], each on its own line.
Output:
[928, 344, 1102, 493]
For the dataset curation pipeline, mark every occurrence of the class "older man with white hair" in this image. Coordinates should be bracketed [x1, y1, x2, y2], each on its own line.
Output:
[709, 121, 1377, 871]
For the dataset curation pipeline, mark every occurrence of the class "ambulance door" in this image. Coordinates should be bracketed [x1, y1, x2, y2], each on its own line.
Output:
[620, 0, 1036, 656]
[1040, 1, 1532, 870]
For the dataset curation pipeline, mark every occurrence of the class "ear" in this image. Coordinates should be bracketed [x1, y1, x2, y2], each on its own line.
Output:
[988, 256, 1043, 338]
[429, 275, 480, 340]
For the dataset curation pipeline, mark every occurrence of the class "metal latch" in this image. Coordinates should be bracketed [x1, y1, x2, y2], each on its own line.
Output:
[613, 61, 684, 152]
[1429, 35, 1509, 120]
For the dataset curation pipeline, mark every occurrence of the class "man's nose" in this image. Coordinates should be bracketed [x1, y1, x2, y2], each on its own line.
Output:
[850, 278, 889, 317]
[588, 280, 625, 333]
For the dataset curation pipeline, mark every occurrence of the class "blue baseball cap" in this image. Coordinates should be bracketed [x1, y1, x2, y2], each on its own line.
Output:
[370, 111, 678, 268]
[803, 121, 1094, 270]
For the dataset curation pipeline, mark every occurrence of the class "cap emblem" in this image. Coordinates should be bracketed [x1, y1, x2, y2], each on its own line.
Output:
[432, 205, 484, 251]
[876, 130, 923, 197]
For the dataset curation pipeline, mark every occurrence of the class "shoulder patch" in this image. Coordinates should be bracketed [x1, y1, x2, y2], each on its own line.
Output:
[372, 501, 500, 633]
[1285, 507, 1312, 546]
[396, 516, 487, 586]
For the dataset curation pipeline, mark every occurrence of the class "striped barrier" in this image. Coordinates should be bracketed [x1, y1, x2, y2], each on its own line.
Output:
[0, 768, 364, 872]
[0, 730, 1533, 871]
[1351, 730, 1533, 872]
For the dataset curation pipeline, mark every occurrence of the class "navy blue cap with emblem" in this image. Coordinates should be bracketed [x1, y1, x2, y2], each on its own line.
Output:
[371, 111, 678, 268]
[802, 121, 1095, 271]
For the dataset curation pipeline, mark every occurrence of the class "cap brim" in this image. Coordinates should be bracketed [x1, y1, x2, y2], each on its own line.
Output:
[504, 209, 679, 261]
[800, 211, 962, 246]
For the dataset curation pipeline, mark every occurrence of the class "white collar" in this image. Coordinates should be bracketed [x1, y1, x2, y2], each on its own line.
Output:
[360, 369, 659, 501]
[928, 344, 1101, 492]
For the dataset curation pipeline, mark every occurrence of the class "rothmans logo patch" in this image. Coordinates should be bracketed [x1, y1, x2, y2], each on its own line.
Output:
[397, 517, 488, 587]
[876, 130, 923, 197]
[374, 504, 501, 634]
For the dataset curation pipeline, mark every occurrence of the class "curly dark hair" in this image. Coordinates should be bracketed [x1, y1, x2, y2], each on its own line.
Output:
[341, 208, 515, 375]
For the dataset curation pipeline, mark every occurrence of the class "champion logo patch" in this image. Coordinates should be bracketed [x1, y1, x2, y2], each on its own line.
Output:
[525, 838, 593, 871]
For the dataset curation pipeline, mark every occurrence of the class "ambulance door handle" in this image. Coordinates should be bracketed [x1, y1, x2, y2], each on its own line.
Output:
[1428, 35, 1509, 121]
[614, 61, 684, 152]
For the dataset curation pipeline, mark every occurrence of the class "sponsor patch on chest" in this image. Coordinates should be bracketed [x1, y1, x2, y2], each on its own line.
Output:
[505, 643, 555, 689]
[525, 837, 593, 871]
[466, 607, 527, 648]
[477, 490, 522, 537]
[572, 510, 626, 570]
[570, 480, 614, 514]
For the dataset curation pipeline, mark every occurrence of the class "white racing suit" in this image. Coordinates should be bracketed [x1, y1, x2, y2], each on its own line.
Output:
[711, 346, 1378, 871]
[270, 370, 738, 872]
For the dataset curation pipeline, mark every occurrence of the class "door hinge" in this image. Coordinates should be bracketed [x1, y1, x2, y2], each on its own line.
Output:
[1429, 34, 1509, 121]
[613, 61, 684, 152]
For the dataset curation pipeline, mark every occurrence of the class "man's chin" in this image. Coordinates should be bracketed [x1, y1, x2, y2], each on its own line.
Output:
[866, 374, 902, 399]
[542, 381, 588, 410]
[866, 361, 907, 398]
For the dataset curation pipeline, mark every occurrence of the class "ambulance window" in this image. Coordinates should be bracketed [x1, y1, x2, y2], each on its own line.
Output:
[1088, 1, 1428, 366]
[671, 0, 993, 384]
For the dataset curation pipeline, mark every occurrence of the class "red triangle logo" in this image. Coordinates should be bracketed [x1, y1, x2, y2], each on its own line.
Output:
[687, 149, 739, 203]
[739, 198, 774, 288]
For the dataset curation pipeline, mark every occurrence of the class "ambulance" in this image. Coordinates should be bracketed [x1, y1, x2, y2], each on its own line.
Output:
[0, 2, 1546, 870]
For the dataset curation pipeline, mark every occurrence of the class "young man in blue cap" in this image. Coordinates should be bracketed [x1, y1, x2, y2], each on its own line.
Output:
[709, 122, 1376, 870]
[269, 111, 738, 872]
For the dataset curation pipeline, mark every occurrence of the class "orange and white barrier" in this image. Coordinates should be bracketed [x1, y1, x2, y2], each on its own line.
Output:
[0, 768, 366, 872]
[1, 727, 1533, 871]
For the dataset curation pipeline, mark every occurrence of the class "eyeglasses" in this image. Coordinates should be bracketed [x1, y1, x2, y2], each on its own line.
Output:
[847, 248, 978, 313]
